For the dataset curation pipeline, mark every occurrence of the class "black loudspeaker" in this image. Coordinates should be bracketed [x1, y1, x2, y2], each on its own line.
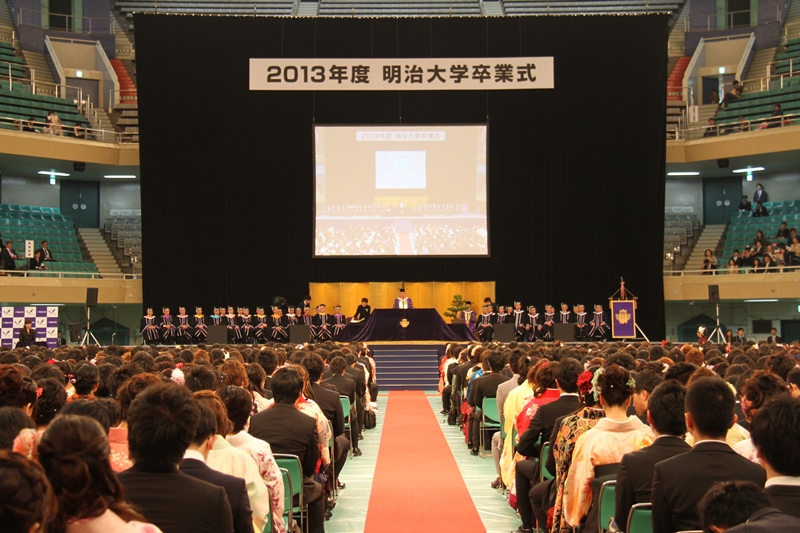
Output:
[290, 324, 311, 344]
[717, 158, 729, 168]
[73, 162, 86, 172]
[554, 323, 576, 342]
[708, 285, 720, 304]
[86, 287, 98, 307]
[68, 323, 82, 342]
[207, 325, 227, 344]
[494, 323, 515, 342]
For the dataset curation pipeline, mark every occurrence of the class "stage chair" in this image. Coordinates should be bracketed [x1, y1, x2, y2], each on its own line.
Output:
[626, 503, 652, 533]
[340, 395, 353, 456]
[278, 467, 294, 531]
[539, 441, 554, 482]
[479, 397, 501, 457]
[274, 454, 307, 533]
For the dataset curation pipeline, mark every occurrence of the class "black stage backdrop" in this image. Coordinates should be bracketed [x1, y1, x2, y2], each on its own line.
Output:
[136, 15, 669, 339]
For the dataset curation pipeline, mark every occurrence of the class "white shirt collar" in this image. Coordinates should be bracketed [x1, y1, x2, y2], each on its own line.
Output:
[183, 449, 206, 463]
[766, 476, 800, 487]
[559, 392, 580, 397]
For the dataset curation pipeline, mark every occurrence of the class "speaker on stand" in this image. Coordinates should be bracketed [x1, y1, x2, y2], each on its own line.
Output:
[707, 285, 725, 343]
[81, 288, 101, 346]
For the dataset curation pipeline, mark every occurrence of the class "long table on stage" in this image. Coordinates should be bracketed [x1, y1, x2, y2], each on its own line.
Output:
[340, 308, 477, 342]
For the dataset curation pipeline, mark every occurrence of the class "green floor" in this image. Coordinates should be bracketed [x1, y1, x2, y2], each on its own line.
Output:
[324, 392, 520, 533]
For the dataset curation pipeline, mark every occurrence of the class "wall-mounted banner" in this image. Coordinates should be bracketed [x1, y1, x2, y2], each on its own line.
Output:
[249, 57, 554, 91]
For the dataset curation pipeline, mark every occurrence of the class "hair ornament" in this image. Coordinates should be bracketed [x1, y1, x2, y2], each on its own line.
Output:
[36, 387, 43, 398]
[47, 358, 55, 365]
[577, 370, 594, 396]
[662, 363, 669, 373]
[175, 362, 184, 369]
[170, 367, 185, 386]
[591, 367, 604, 402]
[626, 377, 636, 389]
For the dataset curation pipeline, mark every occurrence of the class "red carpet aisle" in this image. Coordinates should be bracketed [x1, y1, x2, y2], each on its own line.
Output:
[363, 391, 485, 532]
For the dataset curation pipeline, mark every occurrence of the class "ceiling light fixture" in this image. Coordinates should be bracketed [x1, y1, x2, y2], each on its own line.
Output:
[732, 167, 765, 173]
[667, 171, 700, 176]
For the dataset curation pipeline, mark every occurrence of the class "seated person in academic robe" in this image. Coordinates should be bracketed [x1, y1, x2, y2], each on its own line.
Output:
[36, 240, 56, 261]
[573, 304, 589, 341]
[118, 383, 234, 533]
[192, 307, 208, 342]
[352, 298, 371, 322]
[699, 480, 800, 533]
[749, 395, 800, 518]
[224, 307, 242, 343]
[174, 306, 193, 344]
[237, 307, 255, 343]
[210, 307, 223, 326]
[588, 304, 609, 340]
[160, 307, 176, 344]
[269, 307, 289, 343]
[331, 305, 347, 338]
[476, 305, 495, 342]
[141, 307, 160, 344]
[285, 306, 298, 327]
[542, 304, 556, 341]
[393, 289, 413, 309]
[524, 305, 540, 342]
[312, 304, 333, 341]
[29, 250, 48, 271]
[253, 306, 270, 343]
[558, 302, 573, 324]
[17, 319, 36, 348]
[495, 305, 510, 325]
[511, 302, 527, 341]
[458, 301, 477, 335]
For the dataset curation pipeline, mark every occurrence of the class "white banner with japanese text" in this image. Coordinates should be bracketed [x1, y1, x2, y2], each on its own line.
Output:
[249, 57, 554, 91]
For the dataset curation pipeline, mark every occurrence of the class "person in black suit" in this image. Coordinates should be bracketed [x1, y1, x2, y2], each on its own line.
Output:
[118, 383, 234, 533]
[352, 298, 371, 322]
[344, 352, 366, 438]
[731, 328, 748, 345]
[766, 328, 783, 344]
[514, 358, 583, 533]
[181, 403, 254, 533]
[248, 367, 325, 533]
[16, 319, 36, 348]
[1, 240, 18, 271]
[753, 183, 768, 204]
[29, 250, 48, 271]
[36, 240, 56, 261]
[615, 381, 691, 531]
[699, 480, 800, 533]
[651, 377, 766, 533]
[467, 350, 509, 455]
[749, 395, 800, 518]
[738, 195, 752, 212]
[324, 356, 361, 456]
[302, 352, 348, 488]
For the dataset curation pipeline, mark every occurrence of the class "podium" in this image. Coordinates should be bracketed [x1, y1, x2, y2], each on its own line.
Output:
[494, 323, 515, 342]
[554, 323, 575, 342]
[290, 324, 311, 344]
[207, 325, 227, 345]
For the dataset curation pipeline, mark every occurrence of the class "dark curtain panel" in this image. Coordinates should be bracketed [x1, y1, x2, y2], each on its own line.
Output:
[136, 15, 668, 338]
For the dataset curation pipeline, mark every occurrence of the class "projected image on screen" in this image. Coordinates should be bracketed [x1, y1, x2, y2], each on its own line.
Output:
[314, 125, 488, 257]
[375, 151, 426, 189]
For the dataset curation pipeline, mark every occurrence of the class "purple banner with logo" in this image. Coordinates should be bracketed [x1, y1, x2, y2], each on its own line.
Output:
[610, 300, 636, 338]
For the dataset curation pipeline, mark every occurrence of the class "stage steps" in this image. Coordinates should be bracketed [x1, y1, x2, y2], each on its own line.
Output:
[371, 345, 442, 391]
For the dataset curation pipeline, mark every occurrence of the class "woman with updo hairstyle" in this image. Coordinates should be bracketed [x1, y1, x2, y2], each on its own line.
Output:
[562, 364, 654, 530]
[732, 370, 789, 463]
[291, 364, 332, 467]
[67, 361, 99, 402]
[35, 378, 67, 429]
[38, 415, 161, 533]
[0, 450, 56, 533]
[0, 364, 39, 420]
[109, 373, 162, 472]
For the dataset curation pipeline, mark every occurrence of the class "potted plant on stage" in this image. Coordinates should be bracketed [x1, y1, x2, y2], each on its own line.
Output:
[445, 294, 470, 324]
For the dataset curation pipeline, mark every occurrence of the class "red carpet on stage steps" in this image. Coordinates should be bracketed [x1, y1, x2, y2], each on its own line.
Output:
[364, 391, 484, 532]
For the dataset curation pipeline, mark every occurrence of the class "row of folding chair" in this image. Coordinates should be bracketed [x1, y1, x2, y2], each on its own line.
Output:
[0, 204, 62, 214]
